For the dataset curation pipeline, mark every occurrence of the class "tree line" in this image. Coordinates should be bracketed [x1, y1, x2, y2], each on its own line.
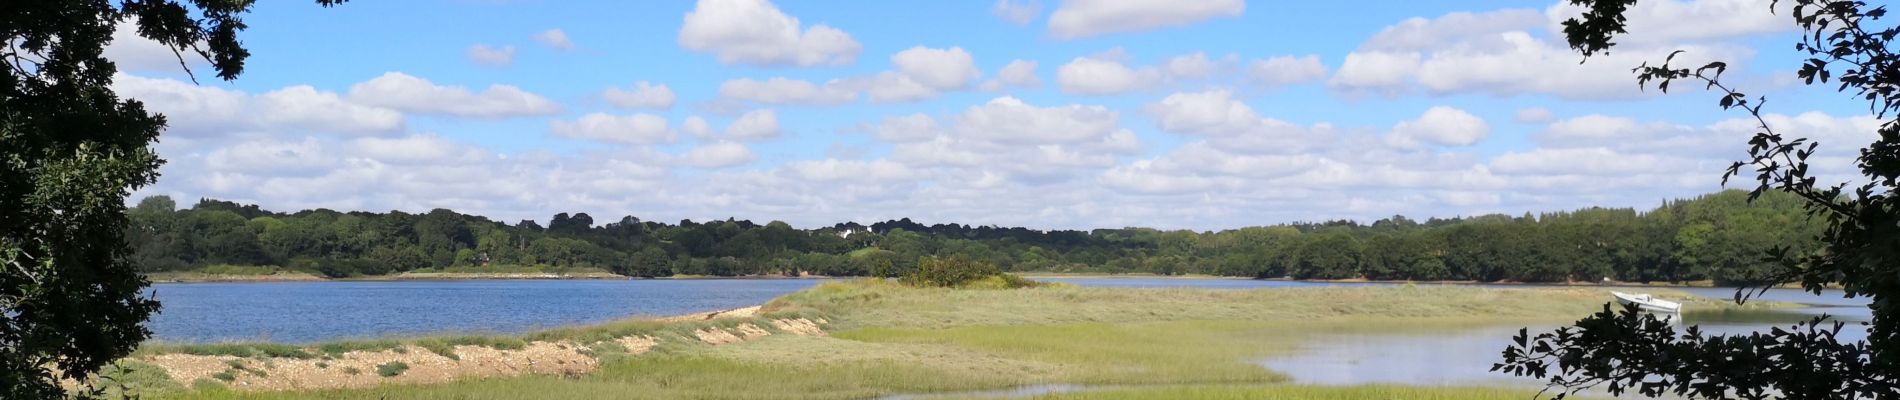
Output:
[125, 189, 1821, 285]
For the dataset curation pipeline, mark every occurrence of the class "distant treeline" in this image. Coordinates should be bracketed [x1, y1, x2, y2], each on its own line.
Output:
[124, 190, 1821, 285]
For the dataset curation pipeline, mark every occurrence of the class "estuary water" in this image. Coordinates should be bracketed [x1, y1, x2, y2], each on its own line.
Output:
[146, 279, 828, 343]
[1035, 277, 1872, 387]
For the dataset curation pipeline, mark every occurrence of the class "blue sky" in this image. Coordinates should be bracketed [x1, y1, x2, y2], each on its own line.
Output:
[113, 0, 1879, 230]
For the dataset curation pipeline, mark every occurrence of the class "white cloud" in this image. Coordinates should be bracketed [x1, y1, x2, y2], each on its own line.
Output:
[677, 0, 862, 67]
[678, 141, 757, 168]
[1389, 106, 1490, 147]
[114, 73, 403, 137]
[603, 81, 677, 109]
[1055, 55, 1160, 95]
[1492, 147, 1687, 176]
[718, 77, 857, 105]
[891, 46, 981, 90]
[1544, 0, 1789, 47]
[872, 113, 942, 143]
[1248, 55, 1328, 87]
[842, 72, 937, 103]
[104, 21, 207, 74]
[533, 29, 577, 50]
[1145, 89, 1329, 153]
[1515, 107, 1556, 123]
[956, 96, 1125, 144]
[1164, 52, 1221, 80]
[682, 116, 714, 138]
[991, 59, 1042, 89]
[992, 0, 1042, 25]
[725, 109, 783, 141]
[1328, 51, 1421, 94]
[1047, 0, 1244, 39]
[1363, 9, 1545, 52]
[467, 44, 517, 67]
[206, 138, 335, 176]
[781, 159, 919, 182]
[549, 113, 677, 145]
[1332, 1, 1766, 99]
[348, 134, 489, 165]
[349, 72, 561, 118]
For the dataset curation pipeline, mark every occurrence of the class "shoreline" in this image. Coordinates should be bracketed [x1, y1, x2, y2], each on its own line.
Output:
[143, 271, 836, 283]
[144, 270, 1794, 290]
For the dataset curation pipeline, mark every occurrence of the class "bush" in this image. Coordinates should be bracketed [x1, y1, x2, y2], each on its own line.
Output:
[375, 361, 409, 377]
[902, 256, 1004, 288]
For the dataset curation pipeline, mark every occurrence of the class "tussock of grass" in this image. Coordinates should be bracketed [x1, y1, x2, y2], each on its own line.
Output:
[375, 361, 409, 377]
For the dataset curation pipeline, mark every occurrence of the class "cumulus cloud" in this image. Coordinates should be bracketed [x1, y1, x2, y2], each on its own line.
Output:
[725, 109, 783, 141]
[467, 44, 517, 67]
[1388, 106, 1490, 147]
[1164, 52, 1222, 80]
[955, 96, 1125, 144]
[1248, 55, 1328, 87]
[1055, 54, 1160, 95]
[984, 59, 1042, 90]
[549, 113, 677, 145]
[992, 0, 1042, 25]
[1330, 1, 1766, 99]
[677, 0, 861, 67]
[114, 74, 403, 137]
[870, 113, 942, 142]
[718, 77, 857, 105]
[1047, 0, 1244, 39]
[891, 46, 981, 90]
[533, 29, 576, 50]
[348, 72, 561, 118]
[682, 116, 714, 138]
[603, 81, 677, 109]
[678, 141, 757, 168]
[1515, 107, 1557, 123]
[1544, 0, 1789, 46]
[1145, 89, 1330, 153]
[103, 21, 207, 74]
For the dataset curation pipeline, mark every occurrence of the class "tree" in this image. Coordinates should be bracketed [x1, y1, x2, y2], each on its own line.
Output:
[3, 1, 348, 397]
[1496, 1, 1900, 398]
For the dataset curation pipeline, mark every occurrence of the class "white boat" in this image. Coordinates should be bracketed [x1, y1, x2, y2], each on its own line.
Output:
[1612, 291, 1682, 313]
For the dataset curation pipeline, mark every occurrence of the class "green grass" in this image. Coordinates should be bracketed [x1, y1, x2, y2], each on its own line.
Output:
[141, 280, 1747, 400]
[375, 361, 409, 377]
[407, 264, 614, 275]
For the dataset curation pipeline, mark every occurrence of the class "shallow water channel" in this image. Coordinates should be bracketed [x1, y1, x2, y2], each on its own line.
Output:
[1040, 277, 1872, 388]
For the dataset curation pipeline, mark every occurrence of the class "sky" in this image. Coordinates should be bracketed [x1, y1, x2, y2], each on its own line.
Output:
[111, 0, 1881, 231]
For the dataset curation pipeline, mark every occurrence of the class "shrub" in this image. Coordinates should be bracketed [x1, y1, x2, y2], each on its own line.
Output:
[375, 361, 409, 377]
[902, 256, 1004, 288]
[342, 367, 362, 375]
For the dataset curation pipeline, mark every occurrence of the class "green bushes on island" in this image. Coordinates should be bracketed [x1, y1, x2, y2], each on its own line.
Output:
[126, 189, 1820, 285]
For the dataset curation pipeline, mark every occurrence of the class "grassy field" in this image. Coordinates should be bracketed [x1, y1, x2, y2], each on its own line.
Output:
[122, 279, 1706, 399]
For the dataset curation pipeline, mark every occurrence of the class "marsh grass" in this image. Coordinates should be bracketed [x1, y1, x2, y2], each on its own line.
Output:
[142, 281, 1754, 400]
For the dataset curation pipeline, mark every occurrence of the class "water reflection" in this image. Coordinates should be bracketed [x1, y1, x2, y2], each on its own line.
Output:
[1260, 299, 1871, 387]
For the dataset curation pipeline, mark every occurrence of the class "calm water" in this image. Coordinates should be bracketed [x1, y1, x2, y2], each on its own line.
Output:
[147, 279, 827, 343]
[1037, 277, 1874, 387]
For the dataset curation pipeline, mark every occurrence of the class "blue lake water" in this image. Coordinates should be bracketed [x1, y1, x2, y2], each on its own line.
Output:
[147, 279, 828, 343]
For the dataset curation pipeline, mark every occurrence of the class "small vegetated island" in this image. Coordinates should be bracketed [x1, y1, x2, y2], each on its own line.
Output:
[114, 255, 1770, 399]
[132, 188, 1814, 286]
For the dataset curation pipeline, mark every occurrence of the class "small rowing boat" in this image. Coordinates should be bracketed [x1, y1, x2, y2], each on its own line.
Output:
[1612, 291, 1682, 313]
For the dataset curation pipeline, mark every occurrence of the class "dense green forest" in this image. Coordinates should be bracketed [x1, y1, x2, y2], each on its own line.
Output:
[124, 190, 1822, 285]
